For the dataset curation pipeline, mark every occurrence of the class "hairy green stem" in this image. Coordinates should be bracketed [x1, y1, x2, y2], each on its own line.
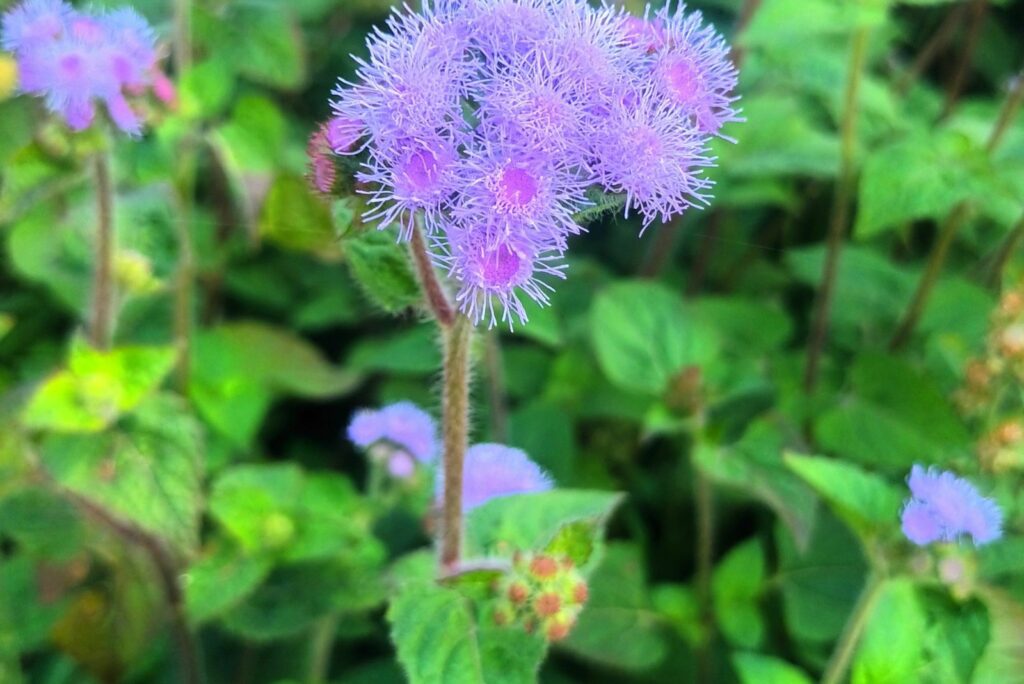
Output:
[440, 314, 472, 572]
[820, 575, 884, 684]
[891, 70, 1023, 349]
[90, 151, 116, 350]
[804, 26, 870, 391]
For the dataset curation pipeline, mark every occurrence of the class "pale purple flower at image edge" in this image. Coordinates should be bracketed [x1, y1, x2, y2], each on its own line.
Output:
[326, 0, 741, 328]
[437, 443, 554, 511]
[347, 401, 439, 464]
[900, 464, 1003, 546]
[1, 0, 169, 135]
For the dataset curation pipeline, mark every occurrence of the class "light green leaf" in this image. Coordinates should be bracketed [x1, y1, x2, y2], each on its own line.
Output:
[260, 174, 339, 254]
[388, 581, 547, 684]
[712, 539, 765, 649]
[41, 393, 204, 553]
[184, 544, 272, 625]
[190, 322, 360, 448]
[972, 589, 1024, 683]
[855, 132, 985, 238]
[784, 453, 902, 540]
[732, 652, 813, 684]
[347, 324, 441, 375]
[344, 228, 421, 314]
[814, 353, 972, 471]
[852, 579, 927, 684]
[465, 490, 623, 566]
[561, 544, 668, 672]
[591, 281, 718, 396]
[777, 513, 868, 644]
[22, 342, 176, 433]
[0, 488, 85, 560]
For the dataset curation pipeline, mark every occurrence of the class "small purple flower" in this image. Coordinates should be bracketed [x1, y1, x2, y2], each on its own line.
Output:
[347, 401, 439, 464]
[591, 85, 713, 228]
[1, 0, 161, 136]
[651, 3, 741, 140]
[438, 443, 554, 511]
[900, 464, 1003, 546]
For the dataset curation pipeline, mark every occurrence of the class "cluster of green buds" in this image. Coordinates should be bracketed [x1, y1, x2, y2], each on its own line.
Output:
[492, 552, 590, 642]
[956, 284, 1024, 472]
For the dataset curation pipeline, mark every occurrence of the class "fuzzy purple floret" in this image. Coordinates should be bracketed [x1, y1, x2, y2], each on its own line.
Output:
[327, 0, 740, 326]
[1, 0, 159, 135]
[436, 442, 554, 511]
[901, 464, 1003, 547]
[346, 401, 439, 464]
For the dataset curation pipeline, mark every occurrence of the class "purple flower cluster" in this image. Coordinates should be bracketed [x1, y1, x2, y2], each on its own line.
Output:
[1, 0, 171, 135]
[437, 443, 553, 510]
[900, 465, 1003, 547]
[329, 0, 739, 326]
[347, 402, 438, 477]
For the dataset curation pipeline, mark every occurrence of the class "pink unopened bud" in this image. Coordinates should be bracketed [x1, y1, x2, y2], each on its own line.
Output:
[152, 69, 177, 108]
[534, 592, 561, 618]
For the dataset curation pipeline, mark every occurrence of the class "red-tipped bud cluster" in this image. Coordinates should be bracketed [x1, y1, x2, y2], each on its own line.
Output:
[307, 124, 338, 196]
[490, 552, 590, 643]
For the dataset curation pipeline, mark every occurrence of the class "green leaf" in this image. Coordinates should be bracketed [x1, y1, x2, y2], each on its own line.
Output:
[784, 453, 902, 541]
[712, 539, 765, 649]
[742, 0, 886, 47]
[184, 544, 272, 625]
[388, 581, 547, 684]
[852, 579, 927, 684]
[260, 174, 339, 254]
[347, 324, 441, 375]
[224, 560, 384, 641]
[544, 521, 599, 568]
[465, 490, 623, 566]
[714, 95, 840, 178]
[211, 95, 287, 173]
[732, 652, 813, 684]
[777, 513, 868, 644]
[209, 464, 382, 565]
[855, 131, 987, 239]
[41, 393, 204, 553]
[787, 246, 914, 341]
[22, 342, 177, 433]
[695, 421, 818, 550]
[0, 487, 84, 559]
[217, 5, 305, 90]
[190, 322, 360, 448]
[0, 555, 68, 653]
[972, 589, 1024, 683]
[177, 59, 234, 119]
[591, 281, 718, 395]
[920, 592, 989, 683]
[344, 228, 421, 313]
[507, 400, 576, 484]
[693, 297, 793, 355]
[814, 353, 972, 471]
[561, 544, 668, 672]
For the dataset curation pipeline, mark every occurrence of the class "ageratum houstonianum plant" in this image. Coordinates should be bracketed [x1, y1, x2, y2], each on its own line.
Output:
[320, 0, 742, 584]
[322, 0, 740, 327]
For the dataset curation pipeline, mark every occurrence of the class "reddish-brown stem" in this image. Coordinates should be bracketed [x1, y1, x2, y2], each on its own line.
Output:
[439, 314, 472, 572]
[410, 221, 455, 327]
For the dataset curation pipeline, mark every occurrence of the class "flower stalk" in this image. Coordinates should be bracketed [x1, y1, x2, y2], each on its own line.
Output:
[440, 313, 473, 571]
[804, 26, 870, 390]
[820, 574, 884, 684]
[90, 150, 116, 350]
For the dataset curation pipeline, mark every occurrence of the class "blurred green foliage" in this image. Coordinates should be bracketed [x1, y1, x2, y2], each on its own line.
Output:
[0, 0, 1023, 682]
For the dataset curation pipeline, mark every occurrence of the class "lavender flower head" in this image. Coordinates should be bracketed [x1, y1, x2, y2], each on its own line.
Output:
[437, 443, 554, 511]
[900, 464, 1003, 547]
[1, 0, 169, 135]
[326, 0, 740, 327]
[347, 402, 439, 474]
